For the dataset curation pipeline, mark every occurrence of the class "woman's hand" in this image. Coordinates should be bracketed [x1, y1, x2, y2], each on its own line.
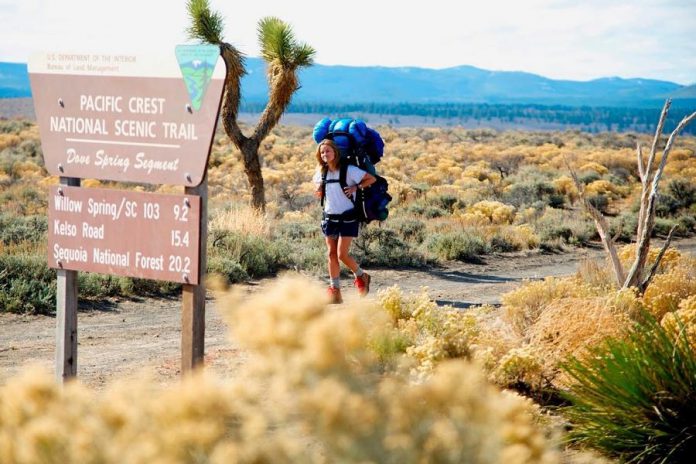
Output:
[343, 185, 358, 197]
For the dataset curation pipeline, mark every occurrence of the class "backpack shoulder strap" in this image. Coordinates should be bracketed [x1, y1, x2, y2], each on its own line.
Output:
[339, 162, 349, 189]
[320, 166, 328, 207]
[339, 162, 356, 207]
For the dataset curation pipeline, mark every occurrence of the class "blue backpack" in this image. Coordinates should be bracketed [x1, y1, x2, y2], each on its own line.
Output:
[314, 117, 391, 223]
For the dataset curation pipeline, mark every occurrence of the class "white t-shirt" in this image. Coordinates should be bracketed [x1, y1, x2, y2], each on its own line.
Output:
[313, 165, 367, 214]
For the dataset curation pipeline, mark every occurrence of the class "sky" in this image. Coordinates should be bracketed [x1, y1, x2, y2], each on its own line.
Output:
[1, 0, 694, 85]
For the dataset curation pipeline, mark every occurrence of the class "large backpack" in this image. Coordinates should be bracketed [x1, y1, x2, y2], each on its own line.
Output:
[314, 117, 391, 223]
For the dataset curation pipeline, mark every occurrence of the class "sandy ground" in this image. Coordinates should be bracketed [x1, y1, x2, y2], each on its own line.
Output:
[2, 238, 695, 388]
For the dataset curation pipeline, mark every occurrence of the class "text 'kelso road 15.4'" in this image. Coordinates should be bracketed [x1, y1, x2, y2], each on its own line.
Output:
[48, 185, 201, 284]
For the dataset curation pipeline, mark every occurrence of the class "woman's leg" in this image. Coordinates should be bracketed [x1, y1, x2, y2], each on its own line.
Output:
[325, 236, 340, 279]
[337, 237, 358, 273]
[338, 235, 371, 296]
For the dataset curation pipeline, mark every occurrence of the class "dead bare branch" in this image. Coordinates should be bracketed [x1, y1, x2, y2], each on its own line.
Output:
[564, 156, 625, 285]
[625, 108, 696, 289]
[640, 225, 677, 292]
[636, 142, 645, 183]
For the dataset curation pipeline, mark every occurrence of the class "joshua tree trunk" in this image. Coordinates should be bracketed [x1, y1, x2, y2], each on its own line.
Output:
[240, 139, 265, 210]
[219, 44, 266, 210]
[567, 99, 695, 294]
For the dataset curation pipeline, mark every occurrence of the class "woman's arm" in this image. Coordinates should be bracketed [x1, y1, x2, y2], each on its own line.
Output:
[344, 172, 376, 196]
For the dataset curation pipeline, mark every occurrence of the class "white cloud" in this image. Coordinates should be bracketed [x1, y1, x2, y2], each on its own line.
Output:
[1, 0, 694, 84]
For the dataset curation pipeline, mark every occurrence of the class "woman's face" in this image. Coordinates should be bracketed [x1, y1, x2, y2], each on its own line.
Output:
[320, 144, 336, 164]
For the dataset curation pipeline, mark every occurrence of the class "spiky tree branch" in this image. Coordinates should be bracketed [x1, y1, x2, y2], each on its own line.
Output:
[186, 3, 315, 211]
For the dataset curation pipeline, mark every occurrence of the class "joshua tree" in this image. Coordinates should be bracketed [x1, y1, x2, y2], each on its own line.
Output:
[186, 0, 315, 211]
[567, 100, 696, 293]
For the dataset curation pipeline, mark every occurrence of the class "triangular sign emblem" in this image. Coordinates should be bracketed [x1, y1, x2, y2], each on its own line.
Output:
[175, 44, 220, 111]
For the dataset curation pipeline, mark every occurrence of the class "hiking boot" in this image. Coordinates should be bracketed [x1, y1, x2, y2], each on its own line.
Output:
[354, 272, 371, 297]
[327, 286, 343, 304]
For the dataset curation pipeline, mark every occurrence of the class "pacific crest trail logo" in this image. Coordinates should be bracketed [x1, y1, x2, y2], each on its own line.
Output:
[175, 45, 220, 111]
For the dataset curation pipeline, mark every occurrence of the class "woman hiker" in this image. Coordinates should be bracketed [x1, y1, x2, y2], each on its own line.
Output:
[313, 139, 376, 304]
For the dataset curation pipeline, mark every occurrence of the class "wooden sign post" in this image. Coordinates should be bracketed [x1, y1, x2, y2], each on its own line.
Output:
[55, 176, 80, 381]
[182, 177, 207, 371]
[29, 47, 225, 381]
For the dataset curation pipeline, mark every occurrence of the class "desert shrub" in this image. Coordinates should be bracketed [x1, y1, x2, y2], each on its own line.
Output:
[655, 193, 682, 217]
[534, 208, 596, 247]
[586, 194, 609, 214]
[390, 217, 426, 244]
[501, 276, 597, 336]
[207, 255, 250, 283]
[502, 178, 556, 208]
[402, 200, 447, 218]
[0, 119, 34, 134]
[489, 225, 540, 252]
[0, 253, 55, 314]
[464, 200, 516, 225]
[608, 212, 638, 243]
[428, 193, 464, 213]
[208, 230, 290, 278]
[353, 227, 427, 267]
[577, 170, 601, 185]
[661, 295, 696, 346]
[676, 213, 696, 234]
[562, 314, 696, 463]
[526, 291, 638, 387]
[424, 230, 489, 262]
[643, 259, 696, 320]
[0, 214, 47, 246]
[667, 177, 696, 209]
[377, 286, 479, 379]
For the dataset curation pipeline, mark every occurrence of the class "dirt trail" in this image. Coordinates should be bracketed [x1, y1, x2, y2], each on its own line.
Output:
[2, 238, 695, 388]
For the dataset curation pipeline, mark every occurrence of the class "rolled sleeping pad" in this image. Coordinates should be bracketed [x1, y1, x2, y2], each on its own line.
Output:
[348, 119, 368, 145]
[312, 117, 332, 143]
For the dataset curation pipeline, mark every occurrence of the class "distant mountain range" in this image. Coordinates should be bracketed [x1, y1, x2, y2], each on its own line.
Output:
[2, 58, 694, 108]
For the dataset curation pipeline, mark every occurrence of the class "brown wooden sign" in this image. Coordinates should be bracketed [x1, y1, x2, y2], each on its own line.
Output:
[48, 185, 201, 284]
[29, 51, 224, 186]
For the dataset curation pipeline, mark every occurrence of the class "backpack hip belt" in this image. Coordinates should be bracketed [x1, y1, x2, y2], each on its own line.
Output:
[323, 210, 357, 223]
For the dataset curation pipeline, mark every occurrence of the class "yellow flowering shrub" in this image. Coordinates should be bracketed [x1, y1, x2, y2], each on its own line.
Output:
[493, 346, 544, 388]
[643, 259, 696, 319]
[502, 276, 597, 336]
[578, 162, 609, 175]
[617, 245, 682, 272]
[661, 295, 696, 346]
[552, 175, 579, 202]
[0, 275, 562, 463]
[465, 200, 516, 225]
[584, 179, 629, 199]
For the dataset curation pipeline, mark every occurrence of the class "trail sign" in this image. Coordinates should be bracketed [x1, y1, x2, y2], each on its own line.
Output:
[28, 49, 224, 186]
[48, 185, 201, 284]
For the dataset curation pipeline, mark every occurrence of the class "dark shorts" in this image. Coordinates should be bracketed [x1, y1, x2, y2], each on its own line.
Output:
[321, 216, 360, 238]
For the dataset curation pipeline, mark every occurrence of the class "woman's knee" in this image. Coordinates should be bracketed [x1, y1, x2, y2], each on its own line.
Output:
[337, 249, 352, 263]
[327, 248, 339, 260]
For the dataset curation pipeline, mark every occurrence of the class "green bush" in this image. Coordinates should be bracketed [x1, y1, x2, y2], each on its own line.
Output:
[490, 234, 521, 253]
[402, 201, 447, 218]
[424, 231, 489, 262]
[0, 214, 47, 246]
[562, 314, 696, 463]
[391, 217, 426, 244]
[502, 168, 556, 208]
[535, 209, 596, 247]
[0, 253, 55, 314]
[207, 256, 249, 284]
[353, 227, 427, 267]
[209, 230, 290, 278]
